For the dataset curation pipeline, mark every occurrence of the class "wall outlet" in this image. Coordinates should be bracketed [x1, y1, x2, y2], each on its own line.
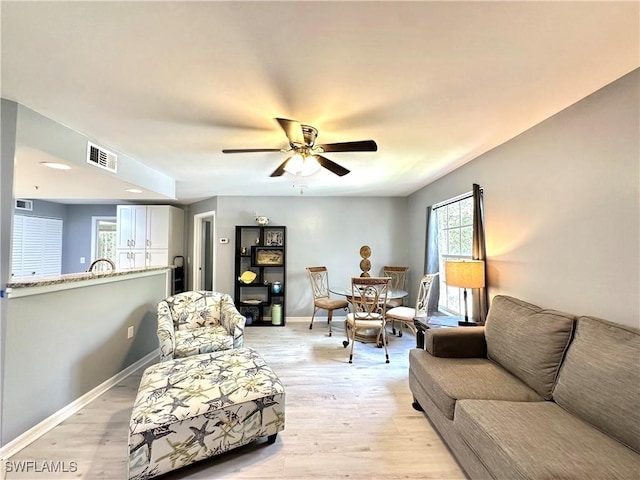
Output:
[80, 257, 85, 264]
[127, 326, 134, 339]
[220, 237, 229, 244]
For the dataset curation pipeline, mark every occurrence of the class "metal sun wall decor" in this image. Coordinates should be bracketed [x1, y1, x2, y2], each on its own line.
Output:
[359, 245, 371, 277]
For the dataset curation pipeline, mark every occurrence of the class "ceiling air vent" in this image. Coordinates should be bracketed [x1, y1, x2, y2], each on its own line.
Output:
[15, 199, 33, 211]
[87, 142, 117, 173]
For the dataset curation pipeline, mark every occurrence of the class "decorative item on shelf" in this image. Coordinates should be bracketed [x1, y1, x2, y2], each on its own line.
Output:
[266, 230, 283, 246]
[444, 259, 486, 326]
[271, 304, 282, 326]
[256, 216, 269, 226]
[244, 306, 259, 325]
[272, 281, 282, 294]
[252, 246, 284, 266]
[239, 270, 257, 284]
[243, 299, 262, 305]
[359, 245, 372, 277]
[241, 246, 248, 255]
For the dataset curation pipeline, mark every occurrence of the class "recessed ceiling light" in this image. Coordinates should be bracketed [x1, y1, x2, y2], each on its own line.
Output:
[126, 188, 143, 194]
[40, 161, 71, 170]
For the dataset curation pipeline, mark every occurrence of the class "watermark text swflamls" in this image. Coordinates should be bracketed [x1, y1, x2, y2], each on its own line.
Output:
[4, 460, 78, 474]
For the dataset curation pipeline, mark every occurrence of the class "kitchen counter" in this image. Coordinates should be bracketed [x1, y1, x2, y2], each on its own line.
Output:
[5, 266, 173, 298]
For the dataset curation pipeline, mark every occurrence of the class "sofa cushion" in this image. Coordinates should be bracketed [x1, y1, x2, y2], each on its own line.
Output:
[553, 316, 640, 453]
[485, 295, 575, 399]
[408, 349, 542, 420]
[174, 325, 233, 358]
[455, 399, 639, 480]
[167, 291, 223, 330]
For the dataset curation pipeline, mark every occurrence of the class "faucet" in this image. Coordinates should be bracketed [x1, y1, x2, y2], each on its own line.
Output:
[87, 258, 116, 273]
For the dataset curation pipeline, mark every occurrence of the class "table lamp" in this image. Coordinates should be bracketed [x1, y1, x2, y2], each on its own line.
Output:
[444, 260, 485, 326]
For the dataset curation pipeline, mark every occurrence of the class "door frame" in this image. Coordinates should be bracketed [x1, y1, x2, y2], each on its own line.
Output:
[90, 215, 117, 262]
[192, 210, 216, 291]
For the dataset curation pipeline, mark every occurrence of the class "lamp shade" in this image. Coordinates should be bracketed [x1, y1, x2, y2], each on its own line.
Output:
[444, 260, 485, 289]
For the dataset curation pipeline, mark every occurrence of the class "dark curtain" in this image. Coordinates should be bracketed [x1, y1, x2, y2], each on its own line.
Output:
[472, 183, 489, 324]
[424, 205, 440, 313]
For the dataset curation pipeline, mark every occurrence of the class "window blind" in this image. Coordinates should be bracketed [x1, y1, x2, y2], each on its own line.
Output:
[11, 215, 63, 277]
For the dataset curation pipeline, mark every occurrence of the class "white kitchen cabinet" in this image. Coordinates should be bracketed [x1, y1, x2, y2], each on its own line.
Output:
[116, 205, 147, 249]
[116, 250, 146, 269]
[146, 205, 171, 249]
[145, 249, 170, 267]
[116, 205, 184, 269]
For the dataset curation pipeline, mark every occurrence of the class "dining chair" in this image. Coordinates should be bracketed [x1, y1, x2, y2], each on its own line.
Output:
[343, 276, 392, 364]
[306, 266, 349, 337]
[386, 273, 439, 337]
[382, 266, 409, 334]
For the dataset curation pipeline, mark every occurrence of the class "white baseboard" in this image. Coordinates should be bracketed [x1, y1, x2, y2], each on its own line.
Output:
[285, 316, 347, 323]
[0, 349, 159, 460]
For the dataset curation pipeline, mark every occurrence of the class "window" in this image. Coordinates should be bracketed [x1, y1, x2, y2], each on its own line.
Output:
[434, 194, 473, 315]
[11, 215, 63, 277]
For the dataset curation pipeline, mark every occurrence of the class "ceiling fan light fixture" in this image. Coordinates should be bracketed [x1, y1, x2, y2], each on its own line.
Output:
[302, 155, 321, 176]
[284, 153, 321, 177]
[284, 153, 304, 175]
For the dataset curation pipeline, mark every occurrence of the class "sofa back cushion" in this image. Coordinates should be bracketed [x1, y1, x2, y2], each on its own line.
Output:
[485, 296, 575, 400]
[167, 291, 223, 330]
[553, 316, 640, 453]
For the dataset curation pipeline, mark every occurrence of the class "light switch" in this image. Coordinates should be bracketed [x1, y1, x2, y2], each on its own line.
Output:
[80, 257, 85, 264]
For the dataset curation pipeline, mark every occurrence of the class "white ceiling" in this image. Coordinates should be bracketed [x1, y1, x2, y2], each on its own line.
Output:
[3, 1, 638, 204]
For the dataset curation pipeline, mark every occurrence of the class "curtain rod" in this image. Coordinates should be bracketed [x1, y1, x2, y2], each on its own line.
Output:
[432, 186, 483, 211]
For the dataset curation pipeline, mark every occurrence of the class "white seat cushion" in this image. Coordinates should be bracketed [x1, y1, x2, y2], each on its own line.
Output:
[386, 306, 416, 321]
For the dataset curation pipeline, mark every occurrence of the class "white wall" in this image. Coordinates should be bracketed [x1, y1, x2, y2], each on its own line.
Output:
[407, 69, 639, 327]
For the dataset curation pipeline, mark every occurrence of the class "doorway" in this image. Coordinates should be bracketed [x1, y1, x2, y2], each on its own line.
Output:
[193, 211, 216, 291]
[91, 216, 117, 265]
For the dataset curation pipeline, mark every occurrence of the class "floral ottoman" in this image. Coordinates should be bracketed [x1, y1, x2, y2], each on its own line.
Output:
[128, 347, 285, 479]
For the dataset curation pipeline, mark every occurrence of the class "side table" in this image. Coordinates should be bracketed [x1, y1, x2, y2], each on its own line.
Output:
[413, 315, 462, 349]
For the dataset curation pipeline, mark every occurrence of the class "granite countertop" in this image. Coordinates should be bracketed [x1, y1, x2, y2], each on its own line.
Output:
[7, 266, 173, 289]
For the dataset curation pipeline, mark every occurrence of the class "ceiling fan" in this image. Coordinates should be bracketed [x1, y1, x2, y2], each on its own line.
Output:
[222, 118, 377, 177]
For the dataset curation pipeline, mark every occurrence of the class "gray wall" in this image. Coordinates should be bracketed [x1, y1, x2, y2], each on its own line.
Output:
[13, 198, 67, 219]
[407, 69, 639, 328]
[0, 99, 18, 452]
[12, 200, 118, 274]
[187, 196, 409, 317]
[63, 204, 117, 273]
[3, 272, 166, 444]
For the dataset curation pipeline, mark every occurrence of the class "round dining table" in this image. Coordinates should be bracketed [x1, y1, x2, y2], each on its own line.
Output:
[329, 286, 408, 344]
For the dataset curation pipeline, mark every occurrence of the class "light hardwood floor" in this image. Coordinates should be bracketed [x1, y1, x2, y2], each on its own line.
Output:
[5, 319, 466, 479]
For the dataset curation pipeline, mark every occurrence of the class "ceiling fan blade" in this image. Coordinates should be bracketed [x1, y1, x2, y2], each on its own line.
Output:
[222, 148, 282, 154]
[316, 155, 350, 177]
[270, 157, 292, 177]
[275, 118, 305, 146]
[317, 140, 378, 153]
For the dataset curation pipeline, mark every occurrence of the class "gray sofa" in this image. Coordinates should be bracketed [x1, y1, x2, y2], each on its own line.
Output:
[409, 295, 639, 479]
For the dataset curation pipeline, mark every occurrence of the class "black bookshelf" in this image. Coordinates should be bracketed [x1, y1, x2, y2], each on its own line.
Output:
[234, 225, 286, 326]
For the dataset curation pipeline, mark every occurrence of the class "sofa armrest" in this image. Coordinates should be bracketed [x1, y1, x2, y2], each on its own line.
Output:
[157, 301, 176, 362]
[426, 326, 487, 358]
[220, 294, 246, 348]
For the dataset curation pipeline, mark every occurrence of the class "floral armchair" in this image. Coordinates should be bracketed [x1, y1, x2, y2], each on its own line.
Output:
[157, 291, 246, 361]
